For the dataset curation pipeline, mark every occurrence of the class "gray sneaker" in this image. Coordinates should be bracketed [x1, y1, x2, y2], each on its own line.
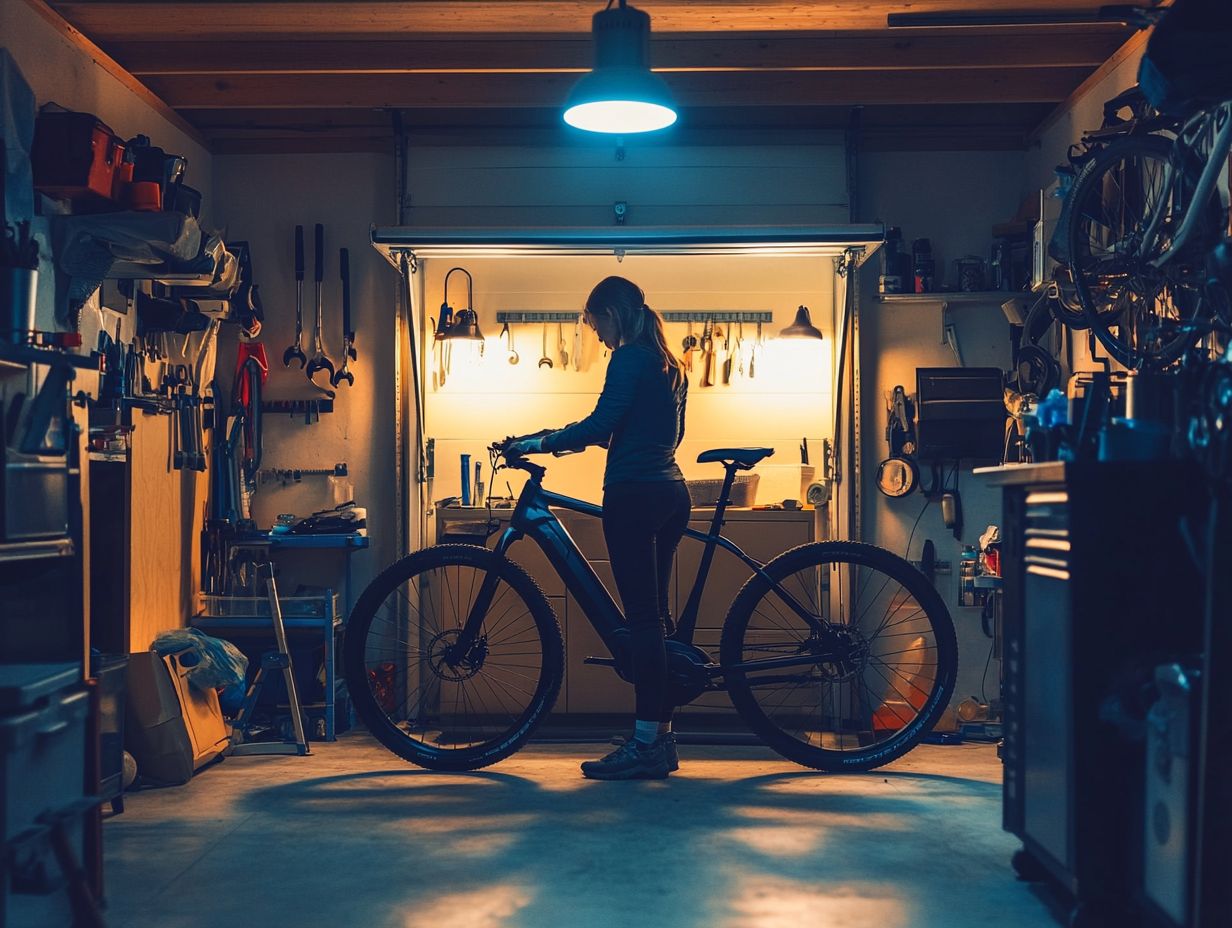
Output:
[605, 733, 679, 773]
[581, 737, 671, 780]
[660, 732, 680, 772]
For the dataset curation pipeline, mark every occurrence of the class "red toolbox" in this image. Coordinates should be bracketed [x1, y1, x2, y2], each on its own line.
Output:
[32, 110, 124, 206]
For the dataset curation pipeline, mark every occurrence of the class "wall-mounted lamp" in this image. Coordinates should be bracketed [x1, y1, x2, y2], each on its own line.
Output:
[563, 0, 678, 134]
[439, 267, 485, 342]
[778, 305, 824, 340]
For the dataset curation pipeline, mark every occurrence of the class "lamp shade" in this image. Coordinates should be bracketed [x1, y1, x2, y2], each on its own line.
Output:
[563, 2, 677, 134]
[779, 305, 824, 340]
[448, 308, 485, 341]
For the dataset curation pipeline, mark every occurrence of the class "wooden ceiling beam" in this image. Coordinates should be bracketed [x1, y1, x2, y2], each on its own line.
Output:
[111, 30, 1124, 75]
[143, 67, 1094, 109]
[50, 1, 1133, 40]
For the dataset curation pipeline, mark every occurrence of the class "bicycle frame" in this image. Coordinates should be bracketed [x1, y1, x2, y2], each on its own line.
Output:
[449, 456, 833, 684]
[1141, 101, 1232, 268]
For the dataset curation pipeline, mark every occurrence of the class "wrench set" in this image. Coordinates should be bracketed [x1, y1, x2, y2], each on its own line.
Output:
[282, 222, 358, 391]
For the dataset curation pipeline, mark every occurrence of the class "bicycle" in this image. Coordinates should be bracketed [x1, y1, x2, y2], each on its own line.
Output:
[1063, 4, 1232, 369]
[343, 441, 957, 772]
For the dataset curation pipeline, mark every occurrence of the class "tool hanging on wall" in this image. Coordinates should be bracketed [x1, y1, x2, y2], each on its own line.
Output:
[282, 225, 307, 369]
[700, 319, 716, 387]
[538, 323, 553, 369]
[232, 342, 268, 482]
[305, 223, 335, 385]
[500, 322, 518, 364]
[876, 385, 920, 498]
[332, 247, 355, 387]
[682, 321, 697, 371]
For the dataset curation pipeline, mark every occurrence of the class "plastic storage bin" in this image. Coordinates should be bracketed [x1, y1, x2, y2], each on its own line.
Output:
[686, 474, 759, 508]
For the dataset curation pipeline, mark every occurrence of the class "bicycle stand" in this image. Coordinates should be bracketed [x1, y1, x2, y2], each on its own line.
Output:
[229, 566, 310, 757]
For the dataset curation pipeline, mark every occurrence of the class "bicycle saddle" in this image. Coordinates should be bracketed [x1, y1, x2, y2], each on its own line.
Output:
[696, 447, 774, 468]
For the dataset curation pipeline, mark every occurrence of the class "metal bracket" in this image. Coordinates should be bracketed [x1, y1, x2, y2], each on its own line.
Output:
[496, 311, 582, 324]
[660, 311, 773, 323]
[614, 201, 628, 224]
[426, 437, 435, 480]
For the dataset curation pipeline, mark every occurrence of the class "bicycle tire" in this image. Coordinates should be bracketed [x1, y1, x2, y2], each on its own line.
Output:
[1066, 133, 1220, 369]
[720, 541, 957, 772]
[343, 544, 563, 771]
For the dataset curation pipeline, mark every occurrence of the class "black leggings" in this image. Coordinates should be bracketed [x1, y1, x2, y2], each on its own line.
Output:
[602, 479, 692, 722]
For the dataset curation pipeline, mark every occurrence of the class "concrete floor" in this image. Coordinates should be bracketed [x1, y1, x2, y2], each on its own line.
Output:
[103, 735, 1056, 928]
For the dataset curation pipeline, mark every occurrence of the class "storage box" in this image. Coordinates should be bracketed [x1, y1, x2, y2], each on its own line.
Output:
[196, 591, 339, 620]
[2, 458, 70, 541]
[0, 663, 87, 923]
[754, 464, 816, 506]
[915, 367, 1006, 462]
[125, 651, 227, 785]
[686, 473, 759, 508]
[32, 110, 123, 206]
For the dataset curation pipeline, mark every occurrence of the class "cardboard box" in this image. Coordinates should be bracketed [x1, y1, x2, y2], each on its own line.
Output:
[754, 464, 816, 506]
[125, 651, 228, 785]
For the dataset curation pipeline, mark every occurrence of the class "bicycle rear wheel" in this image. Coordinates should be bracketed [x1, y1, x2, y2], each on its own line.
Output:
[343, 544, 563, 771]
[721, 542, 956, 772]
[1067, 134, 1220, 369]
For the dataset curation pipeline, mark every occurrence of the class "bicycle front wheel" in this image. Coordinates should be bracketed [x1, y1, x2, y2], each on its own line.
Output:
[721, 542, 957, 772]
[343, 544, 563, 771]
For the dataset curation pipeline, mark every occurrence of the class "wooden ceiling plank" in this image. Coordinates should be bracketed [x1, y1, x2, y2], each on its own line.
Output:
[145, 67, 1095, 109]
[50, 1, 1135, 40]
[111, 31, 1124, 75]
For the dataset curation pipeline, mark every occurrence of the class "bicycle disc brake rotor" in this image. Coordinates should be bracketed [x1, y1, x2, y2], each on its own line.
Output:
[428, 629, 488, 682]
[814, 625, 871, 682]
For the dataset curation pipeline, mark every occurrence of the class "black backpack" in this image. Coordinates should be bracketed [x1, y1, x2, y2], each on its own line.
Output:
[1138, 0, 1232, 113]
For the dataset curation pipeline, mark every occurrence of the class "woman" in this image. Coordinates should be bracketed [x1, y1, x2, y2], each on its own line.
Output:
[506, 276, 690, 780]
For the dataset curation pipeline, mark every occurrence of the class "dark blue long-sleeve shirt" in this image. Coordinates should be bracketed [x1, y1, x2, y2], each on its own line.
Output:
[541, 343, 687, 488]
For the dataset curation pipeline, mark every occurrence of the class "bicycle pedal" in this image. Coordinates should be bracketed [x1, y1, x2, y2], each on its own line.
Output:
[583, 656, 617, 667]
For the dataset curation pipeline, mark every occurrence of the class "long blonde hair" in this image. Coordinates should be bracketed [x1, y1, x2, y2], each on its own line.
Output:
[586, 276, 686, 389]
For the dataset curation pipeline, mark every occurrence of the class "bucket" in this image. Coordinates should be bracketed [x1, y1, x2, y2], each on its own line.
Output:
[0, 266, 37, 343]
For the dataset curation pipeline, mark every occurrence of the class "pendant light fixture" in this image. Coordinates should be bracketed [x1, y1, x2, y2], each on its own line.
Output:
[779, 305, 824, 340]
[440, 267, 485, 342]
[563, 0, 677, 134]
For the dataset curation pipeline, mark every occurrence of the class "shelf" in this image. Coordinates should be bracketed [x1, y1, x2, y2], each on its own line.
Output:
[0, 537, 75, 564]
[0, 343, 103, 371]
[877, 291, 1022, 304]
[228, 532, 369, 550]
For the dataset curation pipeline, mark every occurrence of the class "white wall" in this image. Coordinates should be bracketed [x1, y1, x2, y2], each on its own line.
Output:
[404, 141, 849, 227]
[419, 254, 835, 510]
[858, 149, 1025, 715]
[210, 153, 398, 603]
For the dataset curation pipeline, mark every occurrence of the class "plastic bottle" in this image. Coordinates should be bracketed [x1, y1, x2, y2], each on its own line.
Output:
[328, 463, 353, 506]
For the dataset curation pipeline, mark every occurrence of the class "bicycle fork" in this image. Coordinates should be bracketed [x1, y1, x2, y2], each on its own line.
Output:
[444, 571, 503, 667]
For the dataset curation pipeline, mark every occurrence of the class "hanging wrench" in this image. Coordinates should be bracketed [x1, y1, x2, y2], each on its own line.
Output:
[332, 247, 355, 387]
[305, 223, 335, 385]
[283, 225, 308, 368]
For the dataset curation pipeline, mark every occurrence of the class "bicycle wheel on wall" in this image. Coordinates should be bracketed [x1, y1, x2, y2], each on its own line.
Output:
[721, 542, 957, 772]
[343, 544, 563, 771]
[1066, 134, 1220, 369]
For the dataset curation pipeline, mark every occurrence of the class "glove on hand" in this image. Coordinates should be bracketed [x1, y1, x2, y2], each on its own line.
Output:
[505, 436, 544, 457]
